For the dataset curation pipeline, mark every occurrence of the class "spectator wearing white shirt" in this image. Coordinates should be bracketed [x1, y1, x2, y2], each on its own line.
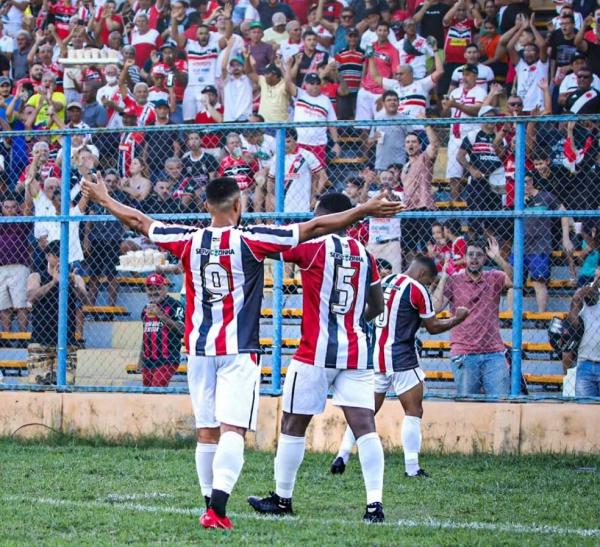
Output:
[220, 39, 253, 122]
[449, 43, 495, 92]
[558, 52, 600, 107]
[278, 20, 302, 62]
[0, 22, 14, 61]
[360, 9, 400, 50]
[396, 18, 434, 80]
[285, 61, 341, 167]
[507, 17, 549, 112]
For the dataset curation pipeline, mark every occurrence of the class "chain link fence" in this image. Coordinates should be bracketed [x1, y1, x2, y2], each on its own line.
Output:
[0, 116, 598, 400]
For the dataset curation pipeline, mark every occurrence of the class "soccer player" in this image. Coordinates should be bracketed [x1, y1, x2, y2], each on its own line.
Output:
[81, 176, 403, 530]
[248, 193, 387, 523]
[331, 256, 469, 478]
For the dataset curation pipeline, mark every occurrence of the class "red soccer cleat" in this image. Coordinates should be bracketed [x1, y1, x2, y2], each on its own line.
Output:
[199, 508, 234, 530]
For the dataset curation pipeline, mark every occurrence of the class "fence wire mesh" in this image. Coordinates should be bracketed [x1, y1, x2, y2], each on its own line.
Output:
[0, 114, 598, 400]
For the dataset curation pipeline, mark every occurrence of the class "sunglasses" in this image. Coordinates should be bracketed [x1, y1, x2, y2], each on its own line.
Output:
[508, 101, 523, 106]
[341, 15, 353, 19]
[577, 74, 592, 79]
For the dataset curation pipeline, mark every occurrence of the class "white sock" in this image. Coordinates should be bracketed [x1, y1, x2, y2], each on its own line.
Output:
[336, 426, 356, 464]
[402, 415, 422, 476]
[356, 432, 384, 505]
[212, 431, 245, 494]
[195, 443, 217, 498]
[274, 434, 306, 499]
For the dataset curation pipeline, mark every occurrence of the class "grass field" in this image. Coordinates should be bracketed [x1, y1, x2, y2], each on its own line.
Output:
[1, 437, 599, 546]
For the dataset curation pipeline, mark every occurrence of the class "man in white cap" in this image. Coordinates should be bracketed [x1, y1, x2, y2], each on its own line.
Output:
[264, 12, 289, 45]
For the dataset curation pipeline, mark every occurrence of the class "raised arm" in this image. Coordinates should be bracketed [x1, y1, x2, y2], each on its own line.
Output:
[529, 14, 547, 62]
[81, 173, 154, 236]
[575, 14, 591, 52]
[442, 0, 460, 27]
[413, 0, 432, 24]
[284, 54, 300, 97]
[170, 15, 186, 48]
[297, 193, 403, 242]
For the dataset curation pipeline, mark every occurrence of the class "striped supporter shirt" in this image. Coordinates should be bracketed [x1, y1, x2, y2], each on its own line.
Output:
[185, 32, 221, 88]
[293, 89, 337, 146]
[148, 222, 299, 356]
[335, 48, 365, 92]
[374, 274, 434, 373]
[282, 235, 380, 369]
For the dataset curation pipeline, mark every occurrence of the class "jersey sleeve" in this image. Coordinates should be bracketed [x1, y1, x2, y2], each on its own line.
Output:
[305, 150, 323, 173]
[453, 237, 467, 259]
[460, 133, 473, 152]
[326, 97, 337, 122]
[147, 221, 198, 258]
[242, 224, 300, 261]
[409, 282, 435, 319]
[282, 240, 321, 268]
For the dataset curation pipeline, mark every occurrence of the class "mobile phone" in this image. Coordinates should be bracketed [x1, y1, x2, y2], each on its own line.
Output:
[166, 73, 174, 87]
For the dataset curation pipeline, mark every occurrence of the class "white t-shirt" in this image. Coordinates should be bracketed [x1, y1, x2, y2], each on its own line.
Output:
[223, 74, 253, 121]
[185, 32, 221, 88]
[578, 298, 600, 362]
[382, 75, 435, 128]
[96, 83, 124, 129]
[312, 24, 333, 53]
[241, 133, 276, 170]
[280, 40, 302, 62]
[367, 190, 402, 244]
[0, 35, 14, 55]
[451, 63, 495, 91]
[515, 59, 549, 111]
[449, 85, 486, 140]
[293, 89, 337, 146]
[559, 72, 600, 96]
[396, 35, 433, 80]
[269, 148, 323, 212]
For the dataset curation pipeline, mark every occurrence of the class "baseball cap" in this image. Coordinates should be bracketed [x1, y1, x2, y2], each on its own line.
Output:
[479, 105, 499, 116]
[571, 52, 587, 62]
[151, 65, 167, 77]
[229, 55, 245, 65]
[347, 27, 359, 36]
[272, 12, 286, 26]
[67, 102, 82, 110]
[463, 64, 478, 75]
[152, 98, 169, 108]
[248, 21, 263, 30]
[201, 84, 218, 94]
[145, 273, 170, 286]
[0, 76, 11, 86]
[159, 41, 176, 51]
[264, 63, 282, 77]
[304, 72, 321, 85]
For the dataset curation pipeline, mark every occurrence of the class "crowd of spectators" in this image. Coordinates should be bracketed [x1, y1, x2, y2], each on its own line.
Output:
[0, 0, 599, 343]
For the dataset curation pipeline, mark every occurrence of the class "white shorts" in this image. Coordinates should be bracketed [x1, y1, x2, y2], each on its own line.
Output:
[187, 353, 261, 431]
[374, 367, 426, 396]
[0, 264, 30, 310]
[182, 86, 203, 121]
[355, 88, 379, 124]
[282, 359, 374, 415]
[445, 136, 465, 179]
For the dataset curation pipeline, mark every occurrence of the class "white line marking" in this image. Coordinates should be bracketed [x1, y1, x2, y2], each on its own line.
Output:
[102, 493, 173, 502]
[4, 496, 600, 538]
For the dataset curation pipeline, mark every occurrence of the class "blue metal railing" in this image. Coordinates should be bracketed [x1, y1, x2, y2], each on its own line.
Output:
[0, 115, 598, 401]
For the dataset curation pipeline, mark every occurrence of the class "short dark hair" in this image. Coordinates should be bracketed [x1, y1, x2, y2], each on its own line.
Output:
[561, 14, 575, 23]
[205, 177, 240, 205]
[414, 254, 437, 278]
[315, 192, 353, 215]
[531, 149, 551, 162]
[443, 219, 463, 237]
[382, 89, 398, 101]
[302, 29, 317, 40]
[286, 127, 298, 140]
[405, 131, 420, 141]
[376, 21, 390, 30]
[465, 43, 479, 51]
[467, 239, 487, 253]
[45, 240, 61, 256]
[2, 192, 19, 204]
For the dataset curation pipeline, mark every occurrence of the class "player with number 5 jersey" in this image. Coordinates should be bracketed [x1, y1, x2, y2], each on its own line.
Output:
[80, 176, 404, 531]
[248, 193, 388, 524]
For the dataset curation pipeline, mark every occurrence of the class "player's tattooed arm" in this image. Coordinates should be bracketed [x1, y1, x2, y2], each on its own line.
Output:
[81, 173, 154, 237]
[297, 192, 403, 242]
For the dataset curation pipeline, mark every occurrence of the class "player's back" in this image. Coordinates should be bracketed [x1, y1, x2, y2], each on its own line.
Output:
[282, 234, 379, 369]
[374, 274, 435, 373]
[149, 221, 299, 357]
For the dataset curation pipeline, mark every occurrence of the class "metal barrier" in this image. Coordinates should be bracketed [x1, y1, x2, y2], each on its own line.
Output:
[0, 114, 598, 401]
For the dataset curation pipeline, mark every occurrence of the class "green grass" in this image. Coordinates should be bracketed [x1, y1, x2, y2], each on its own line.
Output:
[1, 437, 599, 545]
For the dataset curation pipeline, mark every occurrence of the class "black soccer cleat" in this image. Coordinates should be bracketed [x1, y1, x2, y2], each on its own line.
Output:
[330, 456, 346, 475]
[363, 502, 385, 523]
[405, 468, 430, 478]
[204, 495, 210, 510]
[247, 492, 293, 515]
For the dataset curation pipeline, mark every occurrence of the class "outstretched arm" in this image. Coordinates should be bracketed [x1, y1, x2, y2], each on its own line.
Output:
[297, 193, 403, 242]
[81, 173, 154, 236]
[422, 307, 469, 334]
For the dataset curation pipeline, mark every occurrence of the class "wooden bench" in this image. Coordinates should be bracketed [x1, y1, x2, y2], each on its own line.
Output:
[82, 306, 130, 318]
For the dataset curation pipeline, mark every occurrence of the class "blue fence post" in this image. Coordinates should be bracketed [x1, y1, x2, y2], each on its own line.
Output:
[271, 128, 286, 395]
[510, 122, 526, 396]
[56, 134, 72, 387]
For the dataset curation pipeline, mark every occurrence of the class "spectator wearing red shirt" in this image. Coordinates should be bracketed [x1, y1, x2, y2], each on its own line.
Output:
[117, 106, 145, 177]
[356, 21, 400, 122]
[130, 12, 162, 68]
[442, 219, 467, 275]
[194, 85, 224, 159]
[334, 27, 364, 119]
[150, 43, 188, 123]
[441, 0, 480, 94]
[119, 60, 157, 126]
[90, 0, 124, 46]
[39, 0, 78, 40]
[427, 222, 452, 273]
[28, 38, 65, 92]
[320, 61, 350, 115]
[217, 132, 259, 209]
[18, 141, 61, 190]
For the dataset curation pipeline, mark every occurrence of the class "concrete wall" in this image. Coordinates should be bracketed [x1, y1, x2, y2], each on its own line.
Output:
[1, 391, 599, 454]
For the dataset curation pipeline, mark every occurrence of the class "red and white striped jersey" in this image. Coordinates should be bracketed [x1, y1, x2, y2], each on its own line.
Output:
[374, 274, 434, 373]
[148, 221, 300, 356]
[282, 235, 380, 369]
[123, 95, 157, 126]
[185, 33, 221, 88]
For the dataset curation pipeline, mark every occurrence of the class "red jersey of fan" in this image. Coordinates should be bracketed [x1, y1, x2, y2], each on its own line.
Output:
[43, 1, 77, 39]
[118, 131, 145, 177]
[148, 222, 300, 356]
[154, 60, 188, 102]
[282, 234, 379, 369]
[361, 41, 399, 94]
[123, 94, 157, 126]
[217, 154, 259, 191]
[194, 103, 224, 148]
